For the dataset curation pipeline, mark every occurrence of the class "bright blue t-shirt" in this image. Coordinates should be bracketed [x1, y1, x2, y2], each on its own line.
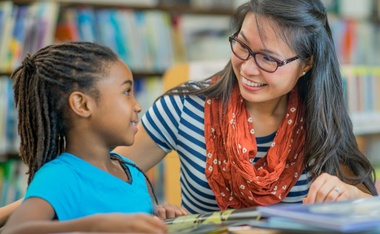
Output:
[25, 152, 153, 221]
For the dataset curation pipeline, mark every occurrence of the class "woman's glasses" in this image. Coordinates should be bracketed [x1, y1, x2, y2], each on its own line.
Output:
[229, 32, 299, 73]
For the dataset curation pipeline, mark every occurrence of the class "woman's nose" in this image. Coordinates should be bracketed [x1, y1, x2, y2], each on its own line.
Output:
[241, 56, 261, 76]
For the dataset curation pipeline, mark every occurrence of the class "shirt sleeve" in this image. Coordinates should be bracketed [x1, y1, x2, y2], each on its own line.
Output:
[25, 162, 79, 217]
[141, 95, 184, 153]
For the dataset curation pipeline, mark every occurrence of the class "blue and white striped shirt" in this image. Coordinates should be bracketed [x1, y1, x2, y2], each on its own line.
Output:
[142, 87, 312, 214]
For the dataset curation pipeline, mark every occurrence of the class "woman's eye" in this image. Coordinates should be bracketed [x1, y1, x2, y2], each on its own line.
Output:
[262, 55, 276, 62]
[236, 42, 246, 51]
[124, 90, 131, 95]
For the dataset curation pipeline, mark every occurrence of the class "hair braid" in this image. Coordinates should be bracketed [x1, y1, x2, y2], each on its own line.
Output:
[110, 155, 159, 205]
[126, 162, 160, 206]
[11, 42, 118, 184]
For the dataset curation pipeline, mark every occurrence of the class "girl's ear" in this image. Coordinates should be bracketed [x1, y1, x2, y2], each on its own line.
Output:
[68, 91, 93, 118]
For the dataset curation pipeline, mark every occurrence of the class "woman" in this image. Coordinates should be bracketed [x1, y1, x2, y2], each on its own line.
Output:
[114, 0, 377, 214]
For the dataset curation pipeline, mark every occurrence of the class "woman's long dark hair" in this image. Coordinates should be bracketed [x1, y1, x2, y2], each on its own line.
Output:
[162, 0, 377, 195]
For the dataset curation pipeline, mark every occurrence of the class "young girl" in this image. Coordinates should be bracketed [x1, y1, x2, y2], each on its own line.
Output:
[2, 41, 187, 234]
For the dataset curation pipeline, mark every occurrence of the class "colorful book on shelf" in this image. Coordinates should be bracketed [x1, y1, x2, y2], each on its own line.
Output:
[117, 9, 142, 70]
[5, 78, 18, 154]
[145, 10, 174, 71]
[95, 9, 121, 62]
[21, 2, 59, 64]
[0, 1, 15, 73]
[257, 196, 380, 233]
[0, 159, 28, 206]
[0, 78, 7, 155]
[36, 2, 60, 51]
[0, 78, 18, 156]
[9, 5, 28, 71]
[76, 7, 98, 42]
[55, 8, 80, 42]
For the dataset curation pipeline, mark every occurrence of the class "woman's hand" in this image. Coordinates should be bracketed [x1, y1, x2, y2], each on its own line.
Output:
[154, 203, 189, 220]
[303, 173, 371, 204]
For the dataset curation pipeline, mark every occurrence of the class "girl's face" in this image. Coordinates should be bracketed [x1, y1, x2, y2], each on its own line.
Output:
[91, 60, 141, 147]
[231, 13, 310, 107]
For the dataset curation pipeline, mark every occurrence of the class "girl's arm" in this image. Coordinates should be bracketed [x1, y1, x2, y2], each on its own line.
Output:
[0, 199, 22, 227]
[2, 198, 167, 234]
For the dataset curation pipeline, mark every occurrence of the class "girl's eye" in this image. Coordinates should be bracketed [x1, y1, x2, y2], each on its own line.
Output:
[124, 89, 131, 95]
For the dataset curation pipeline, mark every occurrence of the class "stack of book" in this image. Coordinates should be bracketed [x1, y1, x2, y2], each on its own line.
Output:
[166, 196, 380, 234]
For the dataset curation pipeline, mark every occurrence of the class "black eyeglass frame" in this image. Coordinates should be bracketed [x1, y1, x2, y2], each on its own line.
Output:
[229, 32, 300, 73]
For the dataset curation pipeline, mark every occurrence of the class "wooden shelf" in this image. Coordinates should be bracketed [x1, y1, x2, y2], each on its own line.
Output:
[0, 72, 11, 76]
[0, 153, 20, 162]
[11, 0, 234, 15]
[0, 71, 164, 78]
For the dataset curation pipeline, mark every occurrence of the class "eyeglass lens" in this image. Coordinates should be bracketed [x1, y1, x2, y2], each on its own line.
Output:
[230, 38, 279, 72]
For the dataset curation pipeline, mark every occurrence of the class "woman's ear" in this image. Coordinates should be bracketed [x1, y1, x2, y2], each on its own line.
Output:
[302, 56, 313, 75]
[68, 91, 93, 118]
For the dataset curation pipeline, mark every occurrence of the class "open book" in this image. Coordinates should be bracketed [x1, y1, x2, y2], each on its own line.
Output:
[257, 196, 380, 233]
[166, 206, 261, 234]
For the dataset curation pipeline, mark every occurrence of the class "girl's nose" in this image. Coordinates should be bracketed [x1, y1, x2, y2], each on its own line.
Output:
[134, 100, 142, 113]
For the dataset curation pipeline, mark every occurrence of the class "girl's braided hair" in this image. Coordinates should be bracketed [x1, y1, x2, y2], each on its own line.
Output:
[111, 155, 159, 205]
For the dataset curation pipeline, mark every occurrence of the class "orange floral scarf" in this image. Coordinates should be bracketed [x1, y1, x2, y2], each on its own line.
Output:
[204, 80, 305, 210]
